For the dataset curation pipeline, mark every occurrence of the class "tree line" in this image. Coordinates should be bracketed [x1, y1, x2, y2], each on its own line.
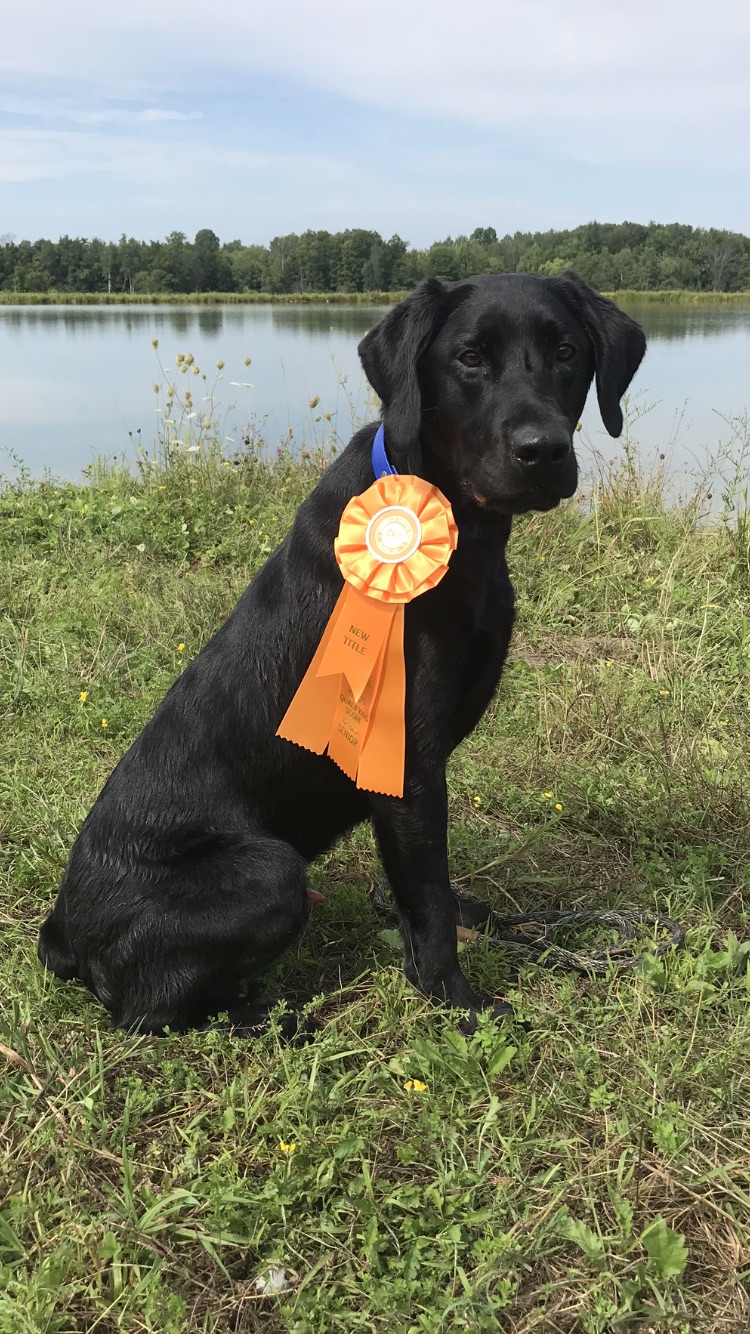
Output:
[1, 221, 748, 294]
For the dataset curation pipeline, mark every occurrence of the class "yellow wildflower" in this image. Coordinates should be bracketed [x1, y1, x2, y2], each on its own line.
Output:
[177, 643, 185, 652]
[403, 1079, 427, 1093]
[659, 688, 670, 697]
[473, 795, 482, 808]
[543, 791, 554, 799]
[79, 691, 88, 703]
[278, 1140, 297, 1155]
[555, 803, 563, 812]
[100, 718, 108, 728]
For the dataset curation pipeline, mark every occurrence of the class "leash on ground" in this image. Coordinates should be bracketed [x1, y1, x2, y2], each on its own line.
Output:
[373, 880, 686, 976]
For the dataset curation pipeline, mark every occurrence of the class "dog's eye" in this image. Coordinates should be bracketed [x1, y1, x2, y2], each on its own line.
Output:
[458, 350, 482, 368]
[557, 343, 576, 362]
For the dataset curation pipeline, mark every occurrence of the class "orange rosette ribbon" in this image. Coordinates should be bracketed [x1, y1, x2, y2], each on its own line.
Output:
[277, 474, 458, 796]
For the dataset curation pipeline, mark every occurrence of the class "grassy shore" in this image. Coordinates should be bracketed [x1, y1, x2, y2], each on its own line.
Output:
[0, 291, 409, 307]
[1, 443, 750, 1332]
[1, 288, 750, 307]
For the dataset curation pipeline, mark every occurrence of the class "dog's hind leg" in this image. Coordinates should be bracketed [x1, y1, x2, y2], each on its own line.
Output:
[80, 832, 311, 1035]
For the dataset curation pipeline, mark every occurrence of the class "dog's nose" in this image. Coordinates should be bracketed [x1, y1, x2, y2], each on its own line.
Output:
[510, 425, 572, 471]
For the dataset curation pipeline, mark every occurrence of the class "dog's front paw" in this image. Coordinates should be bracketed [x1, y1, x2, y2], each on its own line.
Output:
[456, 995, 515, 1034]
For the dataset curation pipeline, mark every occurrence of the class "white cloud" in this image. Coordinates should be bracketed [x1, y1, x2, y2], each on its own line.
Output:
[1, 0, 749, 143]
[0, 94, 201, 126]
[1, 0, 748, 239]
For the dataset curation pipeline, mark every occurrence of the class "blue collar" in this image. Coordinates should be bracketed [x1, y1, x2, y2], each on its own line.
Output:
[370, 425, 488, 544]
[371, 424, 397, 479]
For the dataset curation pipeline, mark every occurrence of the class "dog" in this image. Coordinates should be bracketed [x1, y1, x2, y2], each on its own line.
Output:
[38, 272, 645, 1034]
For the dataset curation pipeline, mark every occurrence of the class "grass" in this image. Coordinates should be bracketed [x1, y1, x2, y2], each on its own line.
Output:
[1, 430, 750, 1332]
[0, 291, 409, 307]
[1, 288, 750, 307]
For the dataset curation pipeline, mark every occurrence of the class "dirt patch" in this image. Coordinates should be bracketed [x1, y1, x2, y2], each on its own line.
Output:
[511, 633, 637, 670]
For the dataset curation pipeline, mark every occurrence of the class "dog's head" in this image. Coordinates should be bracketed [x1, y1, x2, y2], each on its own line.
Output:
[358, 272, 646, 515]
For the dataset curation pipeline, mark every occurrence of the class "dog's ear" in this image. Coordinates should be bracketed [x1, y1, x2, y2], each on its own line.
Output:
[359, 279, 465, 472]
[551, 270, 646, 437]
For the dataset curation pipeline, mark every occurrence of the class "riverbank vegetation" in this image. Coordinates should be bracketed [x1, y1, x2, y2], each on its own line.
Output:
[1, 419, 750, 1330]
[2, 220, 750, 298]
[3, 287, 750, 308]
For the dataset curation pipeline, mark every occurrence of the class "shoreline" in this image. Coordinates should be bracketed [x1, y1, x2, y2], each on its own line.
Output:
[1, 287, 750, 307]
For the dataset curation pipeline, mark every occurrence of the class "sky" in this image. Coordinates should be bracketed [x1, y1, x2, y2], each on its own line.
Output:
[1, 0, 749, 248]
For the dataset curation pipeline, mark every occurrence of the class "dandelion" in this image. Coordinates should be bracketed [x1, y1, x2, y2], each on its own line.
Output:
[79, 691, 88, 703]
[555, 803, 563, 812]
[278, 1140, 297, 1155]
[101, 718, 108, 728]
[403, 1079, 427, 1094]
[473, 795, 482, 808]
[177, 643, 185, 652]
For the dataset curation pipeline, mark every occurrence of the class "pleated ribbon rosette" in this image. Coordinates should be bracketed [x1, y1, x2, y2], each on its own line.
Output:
[277, 474, 458, 796]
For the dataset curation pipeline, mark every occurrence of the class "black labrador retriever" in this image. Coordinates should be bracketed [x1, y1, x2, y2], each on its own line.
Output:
[38, 272, 645, 1034]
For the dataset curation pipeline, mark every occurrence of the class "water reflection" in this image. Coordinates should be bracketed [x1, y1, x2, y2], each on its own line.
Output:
[620, 300, 750, 342]
[1, 301, 749, 480]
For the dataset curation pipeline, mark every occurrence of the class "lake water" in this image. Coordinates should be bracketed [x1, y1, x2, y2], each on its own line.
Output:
[1, 301, 749, 494]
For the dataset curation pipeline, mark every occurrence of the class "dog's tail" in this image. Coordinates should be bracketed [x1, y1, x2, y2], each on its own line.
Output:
[38, 907, 78, 980]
